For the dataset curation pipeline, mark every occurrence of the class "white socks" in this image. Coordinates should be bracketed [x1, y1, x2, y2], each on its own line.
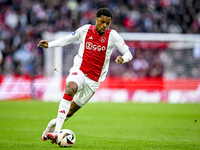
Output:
[48, 118, 56, 127]
[54, 98, 71, 133]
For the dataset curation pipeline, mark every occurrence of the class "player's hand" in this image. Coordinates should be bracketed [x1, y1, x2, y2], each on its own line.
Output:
[37, 40, 48, 48]
[115, 56, 124, 64]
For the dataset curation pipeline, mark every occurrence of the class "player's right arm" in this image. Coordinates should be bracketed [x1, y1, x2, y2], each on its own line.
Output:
[37, 25, 87, 49]
[38, 40, 48, 48]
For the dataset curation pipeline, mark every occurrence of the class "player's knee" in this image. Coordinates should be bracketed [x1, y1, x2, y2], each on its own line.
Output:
[65, 88, 74, 96]
[65, 82, 78, 97]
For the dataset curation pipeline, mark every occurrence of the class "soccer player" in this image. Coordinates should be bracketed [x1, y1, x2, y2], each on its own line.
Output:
[38, 7, 133, 144]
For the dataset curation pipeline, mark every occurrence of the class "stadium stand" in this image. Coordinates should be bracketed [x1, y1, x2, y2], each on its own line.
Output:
[0, 0, 199, 78]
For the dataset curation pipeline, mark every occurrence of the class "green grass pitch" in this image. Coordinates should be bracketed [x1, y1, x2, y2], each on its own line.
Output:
[0, 101, 199, 150]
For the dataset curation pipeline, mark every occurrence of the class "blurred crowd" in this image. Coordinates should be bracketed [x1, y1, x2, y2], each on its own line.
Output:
[0, 0, 200, 78]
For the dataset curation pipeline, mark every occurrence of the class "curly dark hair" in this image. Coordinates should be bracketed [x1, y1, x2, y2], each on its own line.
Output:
[96, 8, 113, 20]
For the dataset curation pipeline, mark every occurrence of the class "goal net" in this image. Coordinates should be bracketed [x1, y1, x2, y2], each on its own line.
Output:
[43, 31, 200, 102]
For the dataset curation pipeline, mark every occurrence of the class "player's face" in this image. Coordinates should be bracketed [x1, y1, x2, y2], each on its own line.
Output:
[95, 15, 112, 35]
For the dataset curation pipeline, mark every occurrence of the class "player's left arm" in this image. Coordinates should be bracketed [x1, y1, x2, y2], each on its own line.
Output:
[115, 56, 124, 64]
[113, 31, 133, 64]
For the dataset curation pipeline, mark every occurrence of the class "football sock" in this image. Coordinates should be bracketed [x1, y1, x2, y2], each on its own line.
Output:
[54, 94, 73, 133]
[49, 118, 56, 127]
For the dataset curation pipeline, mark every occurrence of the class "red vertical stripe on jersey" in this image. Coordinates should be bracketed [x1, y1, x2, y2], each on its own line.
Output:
[80, 25, 111, 82]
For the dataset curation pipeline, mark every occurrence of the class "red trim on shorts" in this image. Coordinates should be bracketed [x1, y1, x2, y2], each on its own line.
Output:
[63, 94, 73, 101]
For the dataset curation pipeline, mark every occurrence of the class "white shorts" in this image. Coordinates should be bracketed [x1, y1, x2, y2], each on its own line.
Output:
[66, 67, 100, 107]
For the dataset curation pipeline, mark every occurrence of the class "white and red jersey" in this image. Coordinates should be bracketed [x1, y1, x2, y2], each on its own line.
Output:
[49, 24, 132, 83]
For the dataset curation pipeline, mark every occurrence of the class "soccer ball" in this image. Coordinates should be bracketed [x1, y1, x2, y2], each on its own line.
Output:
[57, 129, 76, 147]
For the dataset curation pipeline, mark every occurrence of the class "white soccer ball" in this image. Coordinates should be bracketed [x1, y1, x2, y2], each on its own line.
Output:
[57, 129, 76, 147]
